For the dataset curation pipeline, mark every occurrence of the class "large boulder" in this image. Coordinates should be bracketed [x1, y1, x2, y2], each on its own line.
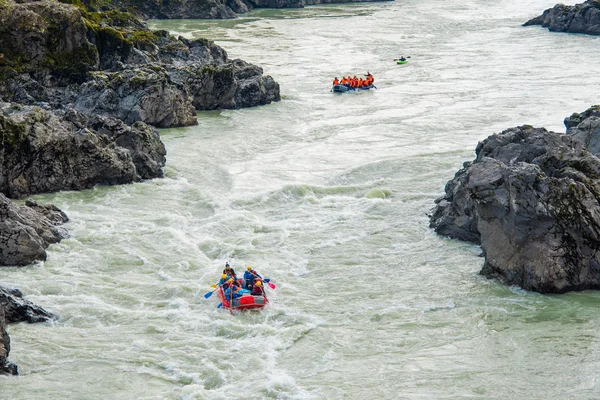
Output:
[430, 110, 600, 293]
[74, 67, 197, 128]
[564, 105, 600, 154]
[0, 102, 166, 198]
[0, 194, 68, 266]
[524, 0, 600, 35]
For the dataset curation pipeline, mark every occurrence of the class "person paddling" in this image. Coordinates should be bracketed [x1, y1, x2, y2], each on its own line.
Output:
[222, 262, 236, 278]
[251, 279, 265, 296]
[333, 77, 340, 86]
[244, 266, 262, 289]
[217, 273, 229, 287]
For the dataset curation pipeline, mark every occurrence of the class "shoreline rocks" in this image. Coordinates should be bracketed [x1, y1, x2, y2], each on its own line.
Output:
[0, 102, 167, 199]
[430, 106, 600, 294]
[524, 0, 600, 35]
[58, 0, 393, 20]
[0, 1, 281, 129]
[0, 195, 69, 267]
[1, 286, 56, 375]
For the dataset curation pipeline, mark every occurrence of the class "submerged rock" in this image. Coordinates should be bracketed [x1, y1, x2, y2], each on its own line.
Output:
[430, 107, 600, 293]
[524, 0, 600, 35]
[0, 285, 56, 375]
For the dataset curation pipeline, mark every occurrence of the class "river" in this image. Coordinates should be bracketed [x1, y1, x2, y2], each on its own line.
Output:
[2, 0, 600, 398]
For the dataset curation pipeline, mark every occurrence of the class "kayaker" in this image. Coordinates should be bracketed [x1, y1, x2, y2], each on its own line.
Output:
[333, 77, 340, 86]
[222, 262, 236, 278]
[244, 266, 262, 289]
[399, 56, 406, 62]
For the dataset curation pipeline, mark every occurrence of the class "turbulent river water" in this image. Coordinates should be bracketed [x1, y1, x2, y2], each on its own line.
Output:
[3, 0, 600, 398]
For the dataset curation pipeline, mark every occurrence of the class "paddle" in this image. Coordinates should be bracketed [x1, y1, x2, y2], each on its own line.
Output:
[393, 56, 411, 61]
[204, 279, 227, 298]
[252, 273, 276, 289]
[204, 287, 219, 299]
[229, 283, 234, 315]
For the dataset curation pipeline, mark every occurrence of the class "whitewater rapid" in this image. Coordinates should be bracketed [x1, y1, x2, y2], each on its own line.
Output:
[3, 0, 600, 398]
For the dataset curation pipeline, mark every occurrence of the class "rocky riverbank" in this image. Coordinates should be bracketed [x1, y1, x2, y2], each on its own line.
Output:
[57, 0, 393, 20]
[0, 0, 281, 374]
[1, 286, 56, 375]
[523, 0, 600, 35]
[430, 106, 600, 294]
[0, 1, 280, 127]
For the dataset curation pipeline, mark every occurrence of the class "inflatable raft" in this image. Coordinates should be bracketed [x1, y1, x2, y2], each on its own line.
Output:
[332, 84, 375, 93]
[218, 278, 268, 311]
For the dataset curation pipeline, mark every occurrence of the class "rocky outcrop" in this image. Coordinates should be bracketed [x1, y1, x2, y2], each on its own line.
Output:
[430, 107, 600, 293]
[565, 105, 600, 153]
[0, 1, 280, 128]
[0, 102, 166, 198]
[524, 0, 600, 35]
[58, 0, 391, 19]
[73, 67, 197, 128]
[0, 194, 69, 266]
[1, 285, 56, 375]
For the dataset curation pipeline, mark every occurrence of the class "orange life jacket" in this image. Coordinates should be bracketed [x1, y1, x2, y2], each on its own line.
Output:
[333, 78, 339, 85]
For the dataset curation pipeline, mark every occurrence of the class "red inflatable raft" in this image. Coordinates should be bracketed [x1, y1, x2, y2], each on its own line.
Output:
[218, 278, 268, 311]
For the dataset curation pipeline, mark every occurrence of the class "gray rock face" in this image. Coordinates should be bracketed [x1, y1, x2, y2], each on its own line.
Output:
[0, 193, 68, 266]
[430, 110, 600, 293]
[0, 1, 281, 128]
[524, 0, 600, 35]
[0, 306, 17, 376]
[565, 105, 600, 154]
[0, 102, 166, 198]
[0, 285, 56, 375]
[0, 1, 99, 82]
[74, 67, 197, 128]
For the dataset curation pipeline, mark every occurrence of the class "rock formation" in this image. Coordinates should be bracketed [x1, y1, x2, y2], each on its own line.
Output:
[0, 0, 282, 377]
[1, 286, 56, 375]
[0, 1, 281, 128]
[0, 102, 167, 198]
[0, 194, 69, 266]
[57, 0, 392, 19]
[524, 0, 600, 35]
[430, 106, 600, 293]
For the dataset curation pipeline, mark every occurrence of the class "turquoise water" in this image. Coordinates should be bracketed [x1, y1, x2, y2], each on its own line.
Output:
[3, 0, 600, 398]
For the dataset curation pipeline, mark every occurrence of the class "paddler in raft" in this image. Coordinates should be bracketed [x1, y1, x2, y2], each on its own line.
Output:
[251, 279, 265, 296]
[222, 262, 237, 279]
[243, 266, 262, 289]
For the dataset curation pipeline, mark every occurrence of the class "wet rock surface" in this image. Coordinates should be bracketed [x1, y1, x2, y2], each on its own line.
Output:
[524, 0, 600, 35]
[430, 106, 600, 293]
